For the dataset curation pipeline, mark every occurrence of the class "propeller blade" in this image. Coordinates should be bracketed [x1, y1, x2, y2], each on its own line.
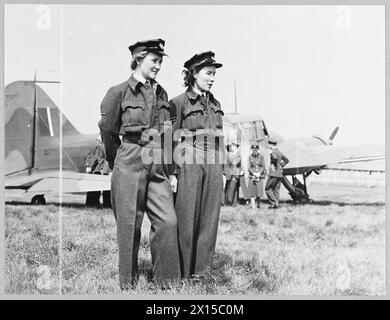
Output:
[329, 126, 339, 141]
[261, 120, 269, 137]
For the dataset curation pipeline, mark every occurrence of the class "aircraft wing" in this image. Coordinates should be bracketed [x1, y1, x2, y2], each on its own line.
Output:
[279, 141, 385, 176]
[5, 170, 111, 194]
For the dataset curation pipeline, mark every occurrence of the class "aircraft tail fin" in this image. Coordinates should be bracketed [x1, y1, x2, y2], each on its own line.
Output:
[5, 80, 79, 175]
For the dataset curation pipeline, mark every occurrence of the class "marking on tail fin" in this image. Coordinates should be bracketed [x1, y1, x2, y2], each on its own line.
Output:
[46, 107, 54, 137]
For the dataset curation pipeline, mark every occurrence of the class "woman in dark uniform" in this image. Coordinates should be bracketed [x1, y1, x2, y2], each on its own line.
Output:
[169, 51, 224, 278]
[99, 39, 180, 289]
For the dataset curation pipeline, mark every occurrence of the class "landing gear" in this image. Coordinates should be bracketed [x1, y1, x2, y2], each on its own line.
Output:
[31, 195, 46, 205]
[290, 176, 311, 203]
[281, 175, 312, 204]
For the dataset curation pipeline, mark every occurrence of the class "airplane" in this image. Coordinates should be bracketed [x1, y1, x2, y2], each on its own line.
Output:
[4, 80, 385, 205]
[223, 114, 385, 203]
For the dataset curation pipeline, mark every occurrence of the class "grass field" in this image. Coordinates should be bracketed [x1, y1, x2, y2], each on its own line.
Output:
[5, 182, 385, 296]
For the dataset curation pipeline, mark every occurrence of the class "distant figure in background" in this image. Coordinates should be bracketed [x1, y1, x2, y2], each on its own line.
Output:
[85, 142, 100, 207]
[85, 136, 111, 208]
[224, 142, 243, 206]
[95, 136, 112, 208]
[221, 148, 228, 206]
[248, 144, 266, 209]
[265, 139, 289, 209]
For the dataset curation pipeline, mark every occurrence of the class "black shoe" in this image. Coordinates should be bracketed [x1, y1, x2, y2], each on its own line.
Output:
[268, 205, 278, 209]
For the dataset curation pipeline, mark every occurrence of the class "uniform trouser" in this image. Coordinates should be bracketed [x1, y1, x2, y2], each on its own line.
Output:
[86, 191, 101, 206]
[86, 190, 110, 207]
[86, 173, 111, 207]
[102, 190, 111, 208]
[175, 163, 223, 278]
[225, 176, 239, 205]
[111, 142, 180, 289]
[86, 172, 102, 206]
[265, 176, 282, 206]
[239, 176, 251, 200]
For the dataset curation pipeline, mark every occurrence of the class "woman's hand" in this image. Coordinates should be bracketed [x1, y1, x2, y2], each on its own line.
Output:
[169, 175, 178, 193]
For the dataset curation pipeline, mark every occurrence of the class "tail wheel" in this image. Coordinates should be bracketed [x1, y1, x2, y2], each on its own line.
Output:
[31, 195, 46, 205]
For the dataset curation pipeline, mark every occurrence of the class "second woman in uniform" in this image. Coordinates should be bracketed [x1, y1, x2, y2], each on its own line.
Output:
[169, 51, 225, 278]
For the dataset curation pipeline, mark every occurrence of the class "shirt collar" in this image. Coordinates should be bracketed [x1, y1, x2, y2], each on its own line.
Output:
[185, 87, 215, 102]
[185, 88, 198, 101]
[192, 86, 204, 97]
[128, 74, 160, 93]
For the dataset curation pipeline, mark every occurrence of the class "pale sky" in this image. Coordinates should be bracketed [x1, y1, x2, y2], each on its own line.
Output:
[4, 4, 385, 146]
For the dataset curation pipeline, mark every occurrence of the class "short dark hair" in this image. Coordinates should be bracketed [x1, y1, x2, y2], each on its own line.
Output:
[182, 67, 199, 87]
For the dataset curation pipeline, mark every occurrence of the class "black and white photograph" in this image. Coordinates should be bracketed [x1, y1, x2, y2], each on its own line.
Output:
[2, 2, 386, 297]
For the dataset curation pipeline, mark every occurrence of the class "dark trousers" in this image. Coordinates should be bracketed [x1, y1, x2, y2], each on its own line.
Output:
[85, 174, 111, 208]
[225, 175, 250, 205]
[265, 176, 282, 206]
[86, 191, 101, 206]
[102, 190, 111, 208]
[225, 176, 239, 206]
[175, 163, 223, 278]
[111, 142, 180, 289]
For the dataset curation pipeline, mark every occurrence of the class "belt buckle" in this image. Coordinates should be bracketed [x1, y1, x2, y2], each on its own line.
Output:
[138, 140, 149, 146]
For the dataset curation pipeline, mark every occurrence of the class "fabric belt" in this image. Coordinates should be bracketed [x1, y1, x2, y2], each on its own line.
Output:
[122, 133, 150, 146]
[187, 135, 221, 151]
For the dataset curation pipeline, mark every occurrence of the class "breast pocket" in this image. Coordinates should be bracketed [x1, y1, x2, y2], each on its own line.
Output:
[156, 101, 171, 127]
[182, 105, 205, 130]
[121, 99, 149, 133]
[210, 105, 224, 129]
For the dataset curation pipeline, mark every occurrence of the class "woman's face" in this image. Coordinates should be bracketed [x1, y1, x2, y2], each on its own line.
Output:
[138, 52, 163, 80]
[194, 65, 216, 92]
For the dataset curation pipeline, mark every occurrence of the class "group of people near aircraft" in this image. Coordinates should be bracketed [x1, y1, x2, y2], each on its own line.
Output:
[223, 141, 289, 210]
[95, 38, 289, 290]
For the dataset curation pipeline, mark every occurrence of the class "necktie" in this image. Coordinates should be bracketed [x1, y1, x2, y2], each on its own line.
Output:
[200, 92, 208, 112]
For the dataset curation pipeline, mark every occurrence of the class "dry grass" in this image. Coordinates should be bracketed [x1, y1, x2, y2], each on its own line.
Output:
[5, 183, 385, 296]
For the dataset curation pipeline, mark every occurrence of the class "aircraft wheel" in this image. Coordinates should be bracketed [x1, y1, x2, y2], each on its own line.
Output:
[31, 195, 46, 205]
